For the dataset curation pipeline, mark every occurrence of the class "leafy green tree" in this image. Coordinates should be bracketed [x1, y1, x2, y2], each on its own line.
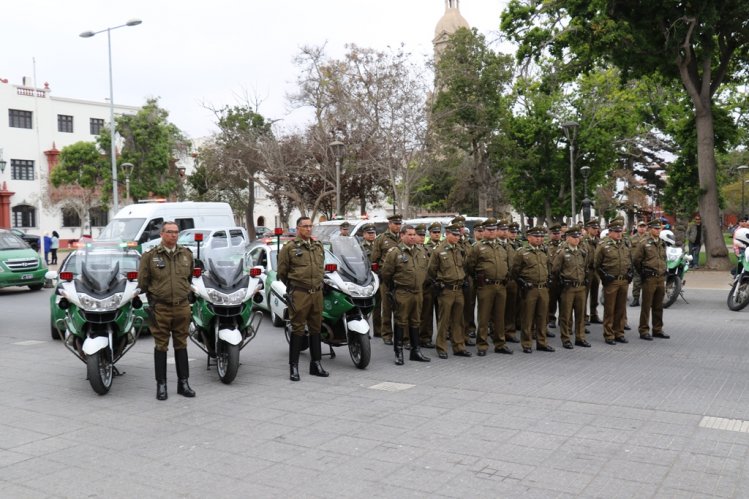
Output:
[502, 0, 749, 268]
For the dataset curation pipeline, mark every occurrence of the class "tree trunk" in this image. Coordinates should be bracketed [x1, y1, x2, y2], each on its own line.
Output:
[246, 176, 256, 239]
[694, 103, 730, 270]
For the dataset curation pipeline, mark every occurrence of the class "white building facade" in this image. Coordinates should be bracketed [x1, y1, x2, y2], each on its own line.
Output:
[0, 76, 138, 246]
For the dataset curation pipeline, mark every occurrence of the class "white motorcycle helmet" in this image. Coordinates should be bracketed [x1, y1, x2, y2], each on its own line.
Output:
[659, 229, 676, 246]
[735, 227, 749, 248]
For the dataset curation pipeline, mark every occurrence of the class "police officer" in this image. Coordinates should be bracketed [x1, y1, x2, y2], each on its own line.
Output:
[513, 226, 555, 354]
[360, 223, 377, 261]
[633, 219, 669, 340]
[552, 224, 590, 348]
[381, 224, 431, 365]
[428, 223, 472, 359]
[584, 219, 603, 324]
[419, 222, 442, 348]
[138, 221, 196, 400]
[467, 217, 513, 356]
[339, 221, 351, 237]
[371, 214, 402, 344]
[277, 216, 329, 381]
[504, 222, 522, 343]
[546, 224, 563, 331]
[452, 216, 477, 346]
[594, 219, 632, 345]
[629, 221, 647, 306]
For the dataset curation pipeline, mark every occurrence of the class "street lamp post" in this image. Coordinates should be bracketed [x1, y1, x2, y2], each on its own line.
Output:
[0, 148, 6, 175]
[561, 121, 579, 224]
[580, 165, 591, 224]
[739, 165, 749, 217]
[80, 19, 142, 215]
[121, 162, 134, 204]
[329, 140, 345, 217]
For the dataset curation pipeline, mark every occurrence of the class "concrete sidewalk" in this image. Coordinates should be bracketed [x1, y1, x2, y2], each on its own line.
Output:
[683, 269, 733, 290]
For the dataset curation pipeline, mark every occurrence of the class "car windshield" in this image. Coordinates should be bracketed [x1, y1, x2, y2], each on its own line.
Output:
[203, 245, 247, 288]
[178, 230, 211, 247]
[326, 236, 372, 284]
[0, 231, 29, 250]
[98, 218, 146, 241]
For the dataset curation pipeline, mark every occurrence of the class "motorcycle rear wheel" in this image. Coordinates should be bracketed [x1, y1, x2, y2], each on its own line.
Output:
[663, 275, 682, 309]
[348, 333, 371, 369]
[216, 341, 239, 384]
[727, 280, 749, 311]
[86, 350, 113, 395]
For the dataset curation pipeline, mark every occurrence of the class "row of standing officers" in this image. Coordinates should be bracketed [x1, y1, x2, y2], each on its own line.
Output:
[365, 215, 670, 366]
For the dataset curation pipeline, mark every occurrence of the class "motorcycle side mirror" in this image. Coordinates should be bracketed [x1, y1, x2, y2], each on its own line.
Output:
[371, 263, 379, 272]
[325, 263, 337, 272]
[59, 297, 70, 310]
[132, 296, 143, 309]
[249, 267, 262, 277]
[126, 271, 138, 281]
[60, 271, 74, 282]
[45, 270, 58, 281]
[193, 267, 202, 278]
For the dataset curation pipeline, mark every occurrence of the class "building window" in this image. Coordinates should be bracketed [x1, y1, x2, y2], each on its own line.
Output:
[61, 207, 81, 227]
[58, 114, 74, 133]
[90, 118, 105, 135]
[11, 159, 35, 180]
[12, 205, 36, 228]
[89, 206, 109, 227]
[9, 109, 33, 129]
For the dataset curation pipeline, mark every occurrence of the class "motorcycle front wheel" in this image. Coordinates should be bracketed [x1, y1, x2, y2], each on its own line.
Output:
[663, 275, 682, 308]
[86, 350, 113, 395]
[727, 279, 749, 311]
[347, 333, 371, 369]
[216, 341, 239, 384]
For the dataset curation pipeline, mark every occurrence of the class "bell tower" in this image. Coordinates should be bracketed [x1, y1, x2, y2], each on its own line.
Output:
[433, 0, 470, 62]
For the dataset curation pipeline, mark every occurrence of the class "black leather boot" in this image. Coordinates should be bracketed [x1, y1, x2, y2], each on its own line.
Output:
[289, 334, 302, 381]
[394, 326, 405, 365]
[154, 349, 168, 401]
[174, 349, 195, 397]
[309, 334, 329, 377]
[409, 327, 430, 362]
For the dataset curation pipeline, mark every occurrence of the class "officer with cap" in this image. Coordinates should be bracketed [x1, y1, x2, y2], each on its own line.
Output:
[339, 221, 351, 237]
[419, 222, 442, 348]
[546, 224, 564, 331]
[552, 224, 591, 348]
[633, 219, 669, 340]
[452, 216, 477, 345]
[381, 224, 431, 365]
[584, 218, 603, 324]
[504, 221, 522, 343]
[428, 223, 473, 358]
[594, 219, 632, 345]
[513, 226, 555, 353]
[629, 221, 647, 306]
[371, 214, 402, 344]
[360, 223, 377, 261]
[467, 217, 513, 355]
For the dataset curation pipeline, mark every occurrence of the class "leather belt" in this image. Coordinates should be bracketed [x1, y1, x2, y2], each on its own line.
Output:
[530, 283, 547, 289]
[154, 299, 188, 306]
[565, 281, 585, 288]
[444, 283, 463, 291]
[292, 285, 322, 294]
[482, 278, 507, 286]
[614, 276, 628, 281]
[395, 286, 421, 293]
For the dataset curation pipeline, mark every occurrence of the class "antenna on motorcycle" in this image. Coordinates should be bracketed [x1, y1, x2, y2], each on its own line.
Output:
[274, 227, 283, 252]
[194, 232, 203, 261]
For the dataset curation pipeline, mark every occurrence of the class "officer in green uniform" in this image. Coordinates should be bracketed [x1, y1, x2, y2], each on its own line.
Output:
[467, 217, 513, 356]
[428, 223, 472, 359]
[381, 225, 431, 365]
[277, 216, 329, 381]
[551, 224, 590, 348]
[546, 224, 563, 332]
[504, 221, 522, 343]
[584, 219, 603, 324]
[138, 221, 196, 401]
[594, 219, 633, 345]
[452, 216, 477, 346]
[339, 221, 351, 237]
[513, 226, 555, 354]
[419, 222, 442, 348]
[633, 219, 669, 340]
[629, 221, 647, 306]
[360, 223, 377, 261]
[371, 214, 402, 344]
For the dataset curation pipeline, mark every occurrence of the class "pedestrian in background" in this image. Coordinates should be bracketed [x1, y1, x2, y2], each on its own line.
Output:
[50, 231, 60, 265]
[43, 233, 52, 265]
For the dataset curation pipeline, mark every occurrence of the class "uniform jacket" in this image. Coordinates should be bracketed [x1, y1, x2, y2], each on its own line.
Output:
[632, 235, 667, 276]
[381, 243, 428, 291]
[552, 244, 588, 284]
[138, 244, 194, 304]
[467, 239, 512, 282]
[360, 239, 375, 261]
[512, 245, 549, 285]
[427, 242, 466, 284]
[277, 237, 325, 289]
[594, 237, 632, 278]
[371, 231, 400, 266]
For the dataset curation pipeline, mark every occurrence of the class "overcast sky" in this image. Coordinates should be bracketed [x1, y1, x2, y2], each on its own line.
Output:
[4, 0, 508, 139]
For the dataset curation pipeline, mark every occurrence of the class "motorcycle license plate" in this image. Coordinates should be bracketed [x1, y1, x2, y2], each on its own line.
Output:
[21, 274, 33, 280]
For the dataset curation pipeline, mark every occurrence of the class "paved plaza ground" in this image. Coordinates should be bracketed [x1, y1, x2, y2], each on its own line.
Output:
[1, 269, 749, 498]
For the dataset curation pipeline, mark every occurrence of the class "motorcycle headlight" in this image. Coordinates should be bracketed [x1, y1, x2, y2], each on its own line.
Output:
[78, 293, 123, 311]
[206, 288, 246, 306]
[344, 282, 376, 298]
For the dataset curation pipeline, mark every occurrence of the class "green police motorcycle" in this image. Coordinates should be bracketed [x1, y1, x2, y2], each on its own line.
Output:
[189, 243, 264, 384]
[270, 236, 378, 369]
[727, 228, 749, 311]
[661, 229, 692, 308]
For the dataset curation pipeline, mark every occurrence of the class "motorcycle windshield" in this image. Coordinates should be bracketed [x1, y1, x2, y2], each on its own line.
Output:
[327, 236, 373, 285]
[204, 245, 248, 289]
[70, 248, 137, 296]
[666, 247, 682, 262]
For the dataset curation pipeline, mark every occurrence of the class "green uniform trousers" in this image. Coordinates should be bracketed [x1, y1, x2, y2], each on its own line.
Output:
[521, 287, 549, 349]
[476, 283, 506, 351]
[373, 282, 394, 340]
[504, 281, 520, 338]
[602, 279, 629, 340]
[631, 273, 642, 301]
[559, 285, 586, 343]
[394, 288, 422, 328]
[289, 288, 323, 337]
[419, 284, 437, 344]
[639, 276, 665, 336]
[463, 276, 476, 334]
[547, 280, 561, 324]
[436, 288, 466, 354]
[151, 303, 191, 352]
[588, 274, 601, 319]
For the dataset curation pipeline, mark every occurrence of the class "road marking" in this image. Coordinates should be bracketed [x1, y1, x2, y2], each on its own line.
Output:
[13, 340, 45, 346]
[369, 381, 414, 392]
[699, 416, 749, 433]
